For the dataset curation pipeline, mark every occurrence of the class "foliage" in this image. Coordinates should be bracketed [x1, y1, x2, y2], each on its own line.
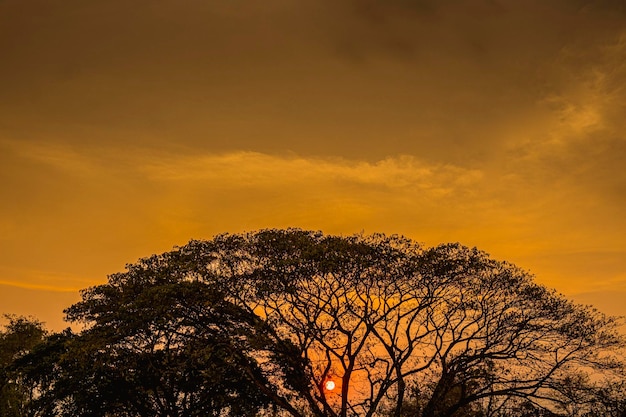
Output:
[1, 229, 625, 417]
[0, 315, 46, 417]
[34, 282, 304, 417]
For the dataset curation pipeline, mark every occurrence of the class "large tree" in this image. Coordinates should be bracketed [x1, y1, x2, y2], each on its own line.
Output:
[16, 229, 624, 417]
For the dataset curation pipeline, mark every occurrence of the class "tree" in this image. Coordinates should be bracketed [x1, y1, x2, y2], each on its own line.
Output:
[202, 230, 623, 417]
[0, 315, 46, 417]
[28, 280, 308, 417]
[23, 229, 624, 417]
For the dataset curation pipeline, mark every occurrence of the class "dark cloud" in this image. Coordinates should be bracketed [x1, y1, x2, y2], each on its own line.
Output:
[1, 0, 624, 162]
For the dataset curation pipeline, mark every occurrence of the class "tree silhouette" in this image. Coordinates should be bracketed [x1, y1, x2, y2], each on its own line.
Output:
[218, 230, 624, 416]
[0, 315, 46, 417]
[4, 229, 624, 417]
[40, 281, 306, 417]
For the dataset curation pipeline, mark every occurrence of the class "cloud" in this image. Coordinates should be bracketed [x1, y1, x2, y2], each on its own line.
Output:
[0, 139, 101, 175]
[1, 139, 625, 319]
[0, 142, 488, 282]
[1, 139, 483, 195]
[0, 279, 81, 293]
[1, 0, 624, 164]
[139, 151, 483, 195]
[1, 0, 625, 323]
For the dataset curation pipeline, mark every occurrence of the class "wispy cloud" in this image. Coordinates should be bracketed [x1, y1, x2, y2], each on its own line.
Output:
[0, 266, 91, 293]
[139, 152, 483, 195]
[0, 139, 100, 176]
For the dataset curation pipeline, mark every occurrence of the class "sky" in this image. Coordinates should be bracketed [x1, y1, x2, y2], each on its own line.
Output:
[1, 0, 625, 331]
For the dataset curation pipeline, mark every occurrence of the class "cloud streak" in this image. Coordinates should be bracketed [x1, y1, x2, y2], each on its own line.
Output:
[140, 152, 483, 194]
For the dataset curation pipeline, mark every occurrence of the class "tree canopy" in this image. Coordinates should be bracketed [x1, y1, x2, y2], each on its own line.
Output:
[2, 229, 625, 416]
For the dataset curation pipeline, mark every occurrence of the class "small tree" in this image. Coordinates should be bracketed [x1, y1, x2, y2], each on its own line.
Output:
[0, 315, 47, 417]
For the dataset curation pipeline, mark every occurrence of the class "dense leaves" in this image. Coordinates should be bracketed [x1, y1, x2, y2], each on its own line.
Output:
[58, 282, 301, 417]
[0, 315, 46, 417]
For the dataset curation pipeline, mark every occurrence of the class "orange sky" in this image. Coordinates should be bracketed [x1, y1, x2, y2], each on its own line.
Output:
[1, 0, 625, 331]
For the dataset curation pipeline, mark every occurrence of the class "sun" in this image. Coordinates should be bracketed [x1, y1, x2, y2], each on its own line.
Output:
[324, 380, 336, 391]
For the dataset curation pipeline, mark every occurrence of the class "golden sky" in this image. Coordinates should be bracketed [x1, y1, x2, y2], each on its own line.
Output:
[1, 0, 625, 331]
